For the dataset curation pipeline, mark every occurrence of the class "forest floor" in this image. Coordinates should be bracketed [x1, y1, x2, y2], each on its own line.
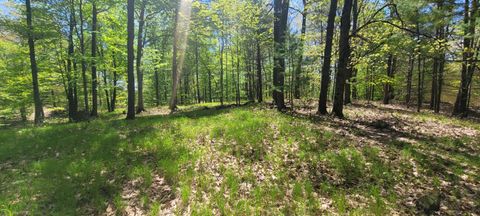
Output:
[0, 102, 479, 215]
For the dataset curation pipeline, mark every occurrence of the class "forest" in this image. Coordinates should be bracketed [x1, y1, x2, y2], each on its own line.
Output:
[0, 0, 479, 215]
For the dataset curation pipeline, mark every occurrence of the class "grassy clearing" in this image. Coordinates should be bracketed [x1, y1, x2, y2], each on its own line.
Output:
[0, 103, 479, 215]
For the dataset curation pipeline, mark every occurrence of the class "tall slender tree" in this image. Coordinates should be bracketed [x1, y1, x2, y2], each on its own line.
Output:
[126, 0, 135, 119]
[26, 0, 44, 125]
[90, 0, 98, 117]
[318, 0, 338, 115]
[332, 0, 353, 118]
[294, 0, 307, 99]
[273, 0, 289, 110]
[136, 0, 147, 113]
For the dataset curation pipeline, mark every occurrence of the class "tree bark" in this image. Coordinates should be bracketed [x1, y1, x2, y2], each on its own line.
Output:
[406, 56, 414, 106]
[111, 53, 117, 111]
[26, 0, 44, 125]
[126, 0, 135, 119]
[256, 39, 263, 102]
[318, 0, 337, 115]
[294, 0, 307, 99]
[79, 0, 89, 113]
[195, 35, 201, 103]
[344, 0, 358, 105]
[454, 0, 477, 117]
[332, 0, 353, 118]
[90, 1, 98, 117]
[66, 0, 78, 121]
[273, 0, 289, 110]
[136, 0, 147, 113]
[383, 54, 395, 104]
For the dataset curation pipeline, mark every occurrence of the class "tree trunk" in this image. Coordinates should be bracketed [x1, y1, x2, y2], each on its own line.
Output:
[256, 39, 263, 102]
[236, 41, 240, 105]
[417, 58, 425, 112]
[79, 0, 89, 113]
[66, 1, 78, 121]
[406, 56, 414, 105]
[126, 0, 135, 119]
[273, 0, 289, 110]
[383, 54, 395, 104]
[454, 0, 477, 117]
[169, 0, 192, 110]
[332, 0, 353, 118]
[220, 37, 224, 105]
[195, 36, 201, 103]
[318, 0, 337, 115]
[344, 0, 358, 105]
[294, 0, 307, 99]
[90, 1, 98, 117]
[26, 0, 44, 125]
[136, 0, 147, 113]
[111, 54, 117, 111]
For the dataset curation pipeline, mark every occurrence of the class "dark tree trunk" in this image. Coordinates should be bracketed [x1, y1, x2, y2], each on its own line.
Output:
[332, 0, 353, 118]
[90, 1, 98, 117]
[126, 0, 135, 119]
[318, 0, 337, 115]
[417, 58, 425, 112]
[294, 0, 307, 99]
[26, 0, 44, 125]
[170, 6, 180, 110]
[111, 54, 117, 111]
[406, 56, 414, 106]
[79, 0, 89, 113]
[66, 1, 78, 121]
[103, 70, 111, 112]
[220, 37, 224, 105]
[256, 39, 263, 102]
[344, 0, 358, 105]
[195, 36, 201, 103]
[383, 54, 395, 104]
[273, 0, 289, 110]
[136, 0, 146, 113]
[454, 0, 477, 117]
[236, 40, 241, 105]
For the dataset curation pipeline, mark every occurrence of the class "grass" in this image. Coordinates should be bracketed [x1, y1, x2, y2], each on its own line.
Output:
[0, 103, 479, 215]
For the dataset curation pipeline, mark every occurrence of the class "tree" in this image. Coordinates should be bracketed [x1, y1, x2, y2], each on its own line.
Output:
[126, 0, 135, 119]
[169, 0, 192, 110]
[293, 0, 307, 99]
[136, 0, 147, 113]
[90, 0, 98, 117]
[26, 0, 44, 125]
[273, 0, 289, 110]
[332, 0, 353, 118]
[318, 0, 338, 115]
[453, 0, 478, 117]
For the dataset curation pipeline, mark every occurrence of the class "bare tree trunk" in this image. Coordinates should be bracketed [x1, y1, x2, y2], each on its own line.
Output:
[383, 54, 395, 104]
[256, 39, 263, 102]
[294, 0, 307, 99]
[78, 0, 89, 113]
[66, 0, 78, 121]
[169, 0, 192, 110]
[273, 0, 289, 110]
[318, 0, 337, 114]
[26, 0, 44, 125]
[332, 0, 353, 118]
[136, 0, 147, 113]
[126, 0, 135, 119]
[195, 36, 201, 103]
[90, 1, 98, 117]
[111, 53, 117, 111]
[220, 37, 224, 106]
[406, 56, 414, 106]
[454, 0, 477, 117]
